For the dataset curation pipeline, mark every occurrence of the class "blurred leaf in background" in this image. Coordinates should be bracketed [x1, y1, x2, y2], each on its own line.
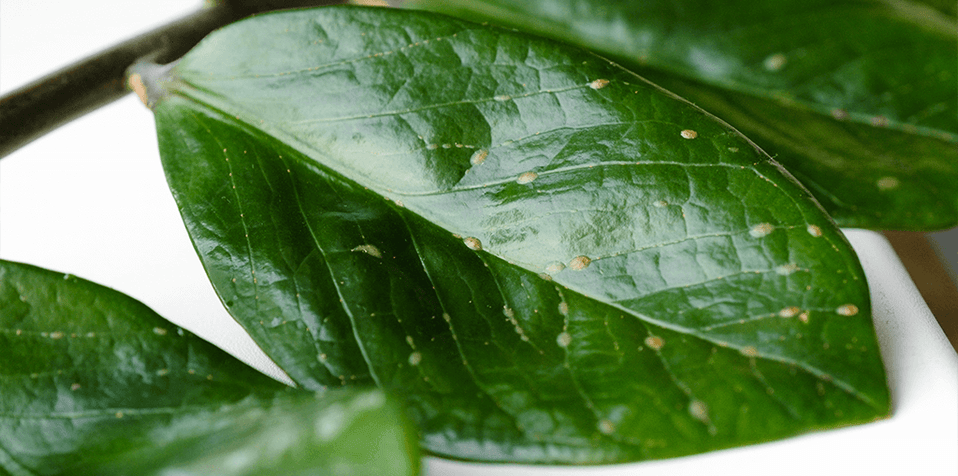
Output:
[399, 0, 958, 230]
[0, 259, 419, 475]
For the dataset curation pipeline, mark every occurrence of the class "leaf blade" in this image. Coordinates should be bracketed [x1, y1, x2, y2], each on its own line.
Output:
[151, 6, 889, 463]
[0, 259, 418, 476]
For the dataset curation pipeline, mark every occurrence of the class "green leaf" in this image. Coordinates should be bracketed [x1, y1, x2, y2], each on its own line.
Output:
[638, 70, 958, 229]
[96, 388, 420, 476]
[147, 6, 889, 464]
[0, 260, 419, 476]
[401, 0, 958, 230]
[916, 0, 957, 18]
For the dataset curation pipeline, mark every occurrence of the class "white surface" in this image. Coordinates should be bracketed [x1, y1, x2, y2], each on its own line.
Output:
[2, 1, 957, 474]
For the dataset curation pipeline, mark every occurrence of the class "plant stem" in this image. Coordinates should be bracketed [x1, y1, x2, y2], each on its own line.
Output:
[0, 0, 345, 159]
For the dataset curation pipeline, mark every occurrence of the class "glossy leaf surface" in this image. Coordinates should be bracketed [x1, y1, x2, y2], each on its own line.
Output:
[0, 260, 418, 476]
[402, 0, 958, 230]
[149, 6, 889, 464]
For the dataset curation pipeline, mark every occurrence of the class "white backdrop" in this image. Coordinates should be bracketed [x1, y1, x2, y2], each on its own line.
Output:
[2, 1, 956, 474]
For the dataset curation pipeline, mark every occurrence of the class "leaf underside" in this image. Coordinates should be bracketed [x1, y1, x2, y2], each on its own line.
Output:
[0, 260, 418, 476]
[403, 0, 958, 230]
[150, 6, 890, 464]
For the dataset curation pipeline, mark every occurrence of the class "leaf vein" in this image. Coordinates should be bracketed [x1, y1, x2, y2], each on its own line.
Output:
[396, 212, 529, 436]
[190, 112, 262, 315]
[280, 157, 378, 386]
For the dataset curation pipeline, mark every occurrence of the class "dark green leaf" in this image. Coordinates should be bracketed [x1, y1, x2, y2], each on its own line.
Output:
[638, 70, 958, 229]
[96, 388, 420, 476]
[401, 0, 958, 230]
[917, 0, 957, 18]
[0, 260, 419, 476]
[148, 6, 889, 464]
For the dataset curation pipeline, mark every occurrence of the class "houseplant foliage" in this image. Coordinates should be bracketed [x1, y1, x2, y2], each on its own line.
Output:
[400, 0, 958, 230]
[117, 5, 890, 465]
[0, 259, 419, 475]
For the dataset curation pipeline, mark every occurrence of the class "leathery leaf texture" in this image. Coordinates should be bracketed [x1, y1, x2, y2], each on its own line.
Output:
[148, 6, 889, 464]
[0, 260, 419, 476]
[403, 0, 958, 230]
